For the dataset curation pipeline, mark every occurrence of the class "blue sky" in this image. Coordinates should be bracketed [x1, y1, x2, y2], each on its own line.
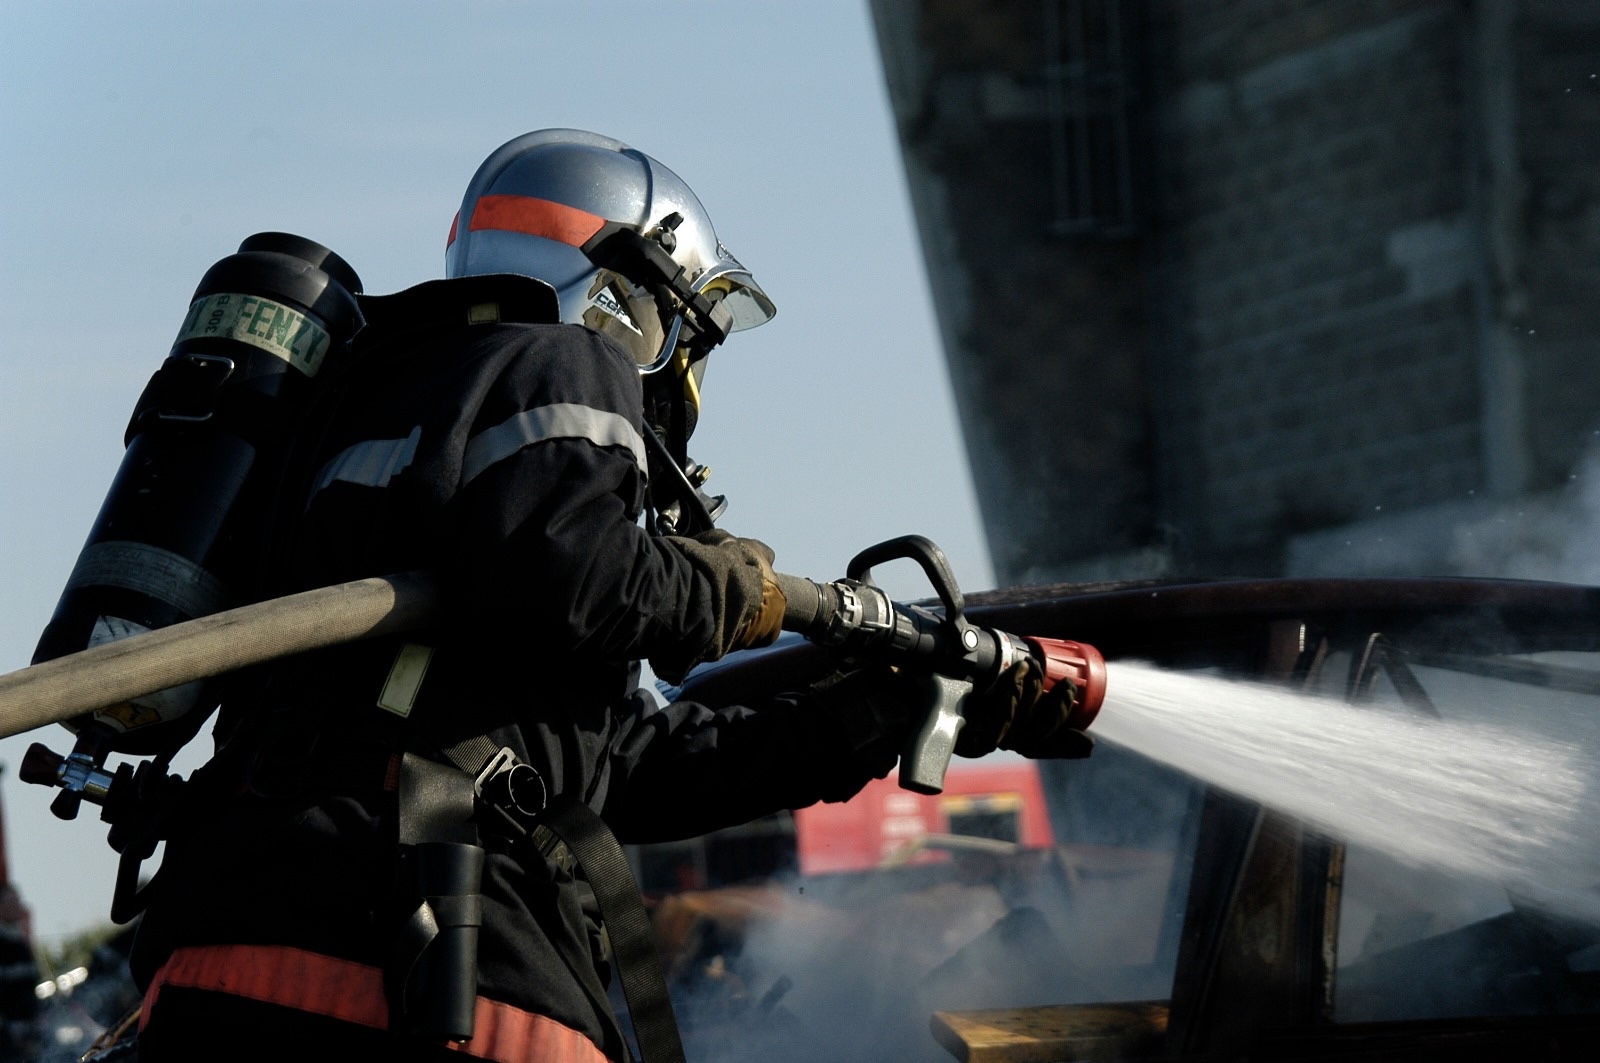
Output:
[0, 1, 991, 942]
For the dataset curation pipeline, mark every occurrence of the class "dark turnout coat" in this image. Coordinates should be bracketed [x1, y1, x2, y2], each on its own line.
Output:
[130, 275, 894, 1061]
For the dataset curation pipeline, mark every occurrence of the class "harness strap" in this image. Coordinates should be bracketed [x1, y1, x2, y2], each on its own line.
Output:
[140, 943, 608, 1063]
[532, 799, 688, 1063]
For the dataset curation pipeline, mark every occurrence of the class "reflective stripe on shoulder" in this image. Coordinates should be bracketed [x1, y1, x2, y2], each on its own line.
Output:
[462, 403, 646, 486]
[308, 426, 422, 502]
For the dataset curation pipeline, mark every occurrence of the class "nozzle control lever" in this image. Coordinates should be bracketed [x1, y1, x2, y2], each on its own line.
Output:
[900, 674, 975, 794]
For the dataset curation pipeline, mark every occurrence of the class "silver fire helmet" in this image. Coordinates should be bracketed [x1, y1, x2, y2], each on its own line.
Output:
[445, 129, 775, 379]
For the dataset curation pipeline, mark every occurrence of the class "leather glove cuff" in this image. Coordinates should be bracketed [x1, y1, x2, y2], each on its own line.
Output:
[807, 666, 921, 779]
[650, 530, 786, 684]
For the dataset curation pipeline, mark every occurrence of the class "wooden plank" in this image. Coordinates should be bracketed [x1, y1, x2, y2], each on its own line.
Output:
[930, 1001, 1168, 1063]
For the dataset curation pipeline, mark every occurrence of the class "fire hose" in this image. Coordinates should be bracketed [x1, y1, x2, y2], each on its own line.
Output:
[0, 572, 443, 744]
[2, 538, 1105, 807]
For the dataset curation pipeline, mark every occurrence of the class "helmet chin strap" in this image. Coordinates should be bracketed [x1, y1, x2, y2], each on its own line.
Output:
[640, 419, 724, 537]
[640, 346, 726, 537]
[649, 368, 692, 468]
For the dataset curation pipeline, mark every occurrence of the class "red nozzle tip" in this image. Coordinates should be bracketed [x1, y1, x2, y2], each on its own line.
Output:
[1027, 638, 1107, 731]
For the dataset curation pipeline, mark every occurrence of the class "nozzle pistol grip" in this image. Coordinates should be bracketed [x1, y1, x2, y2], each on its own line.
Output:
[899, 673, 971, 795]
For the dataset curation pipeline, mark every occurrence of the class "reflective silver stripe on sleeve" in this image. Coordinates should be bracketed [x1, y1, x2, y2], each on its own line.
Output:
[309, 426, 422, 500]
[461, 403, 647, 487]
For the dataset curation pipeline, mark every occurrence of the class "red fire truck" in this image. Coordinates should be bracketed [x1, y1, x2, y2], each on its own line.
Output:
[630, 754, 1054, 893]
[792, 755, 1052, 875]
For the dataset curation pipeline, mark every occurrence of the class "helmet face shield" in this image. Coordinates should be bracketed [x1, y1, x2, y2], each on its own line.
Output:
[696, 268, 775, 333]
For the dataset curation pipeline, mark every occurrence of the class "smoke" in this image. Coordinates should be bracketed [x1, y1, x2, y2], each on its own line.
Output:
[661, 825, 1183, 1063]
[1289, 438, 1600, 581]
[1449, 440, 1600, 584]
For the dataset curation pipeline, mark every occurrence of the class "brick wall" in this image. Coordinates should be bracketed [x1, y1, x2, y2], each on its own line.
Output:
[1517, 1, 1600, 489]
[1160, 3, 1483, 559]
[873, 0, 1600, 581]
[874, 0, 1158, 584]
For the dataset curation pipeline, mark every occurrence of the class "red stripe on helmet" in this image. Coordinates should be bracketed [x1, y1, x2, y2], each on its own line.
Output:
[467, 195, 607, 248]
[447, 211, 459, 248]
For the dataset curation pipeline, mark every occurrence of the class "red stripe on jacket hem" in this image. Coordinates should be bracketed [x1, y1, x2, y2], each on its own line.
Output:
[140, 943, 609, 1063]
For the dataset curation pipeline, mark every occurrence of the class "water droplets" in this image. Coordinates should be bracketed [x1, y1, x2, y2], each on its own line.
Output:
[1095, 663, 1600, 922]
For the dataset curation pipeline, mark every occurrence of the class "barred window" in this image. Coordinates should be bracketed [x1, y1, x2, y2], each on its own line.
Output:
[1043, 0, 1140, 236]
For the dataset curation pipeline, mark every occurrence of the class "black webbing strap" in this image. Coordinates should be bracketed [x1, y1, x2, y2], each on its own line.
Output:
[439, 733, 501, 790]
[532, 797, 687, 1063]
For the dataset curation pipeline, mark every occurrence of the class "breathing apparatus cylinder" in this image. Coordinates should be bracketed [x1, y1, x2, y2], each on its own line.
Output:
[32, 233, 364, 755]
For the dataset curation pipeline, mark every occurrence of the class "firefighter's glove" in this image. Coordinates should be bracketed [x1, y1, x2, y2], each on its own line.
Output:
[652, 530, 787, 684]
[956, 658, 1095, 760]
[808, 665, 922, 782]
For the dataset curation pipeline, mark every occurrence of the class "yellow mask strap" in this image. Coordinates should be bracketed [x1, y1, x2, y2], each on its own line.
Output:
[674, 346, 702, 419]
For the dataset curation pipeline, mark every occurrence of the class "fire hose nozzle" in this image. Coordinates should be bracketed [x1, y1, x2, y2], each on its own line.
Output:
[1027, 638, 1107, 732]
[776, 536, 1110, 793]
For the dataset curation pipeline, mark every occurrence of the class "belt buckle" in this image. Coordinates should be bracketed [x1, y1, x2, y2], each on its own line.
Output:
[472, 747, 547, 833]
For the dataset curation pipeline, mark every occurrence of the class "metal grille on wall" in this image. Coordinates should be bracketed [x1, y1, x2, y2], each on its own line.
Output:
[1043, 0, 1139, 237]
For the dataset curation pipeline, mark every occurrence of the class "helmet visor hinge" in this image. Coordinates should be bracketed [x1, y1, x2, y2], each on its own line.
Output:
[647, 211, 684, 253]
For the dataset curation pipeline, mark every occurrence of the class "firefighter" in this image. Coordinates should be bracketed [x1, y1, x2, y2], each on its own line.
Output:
[125, 129, 1088, 1062]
